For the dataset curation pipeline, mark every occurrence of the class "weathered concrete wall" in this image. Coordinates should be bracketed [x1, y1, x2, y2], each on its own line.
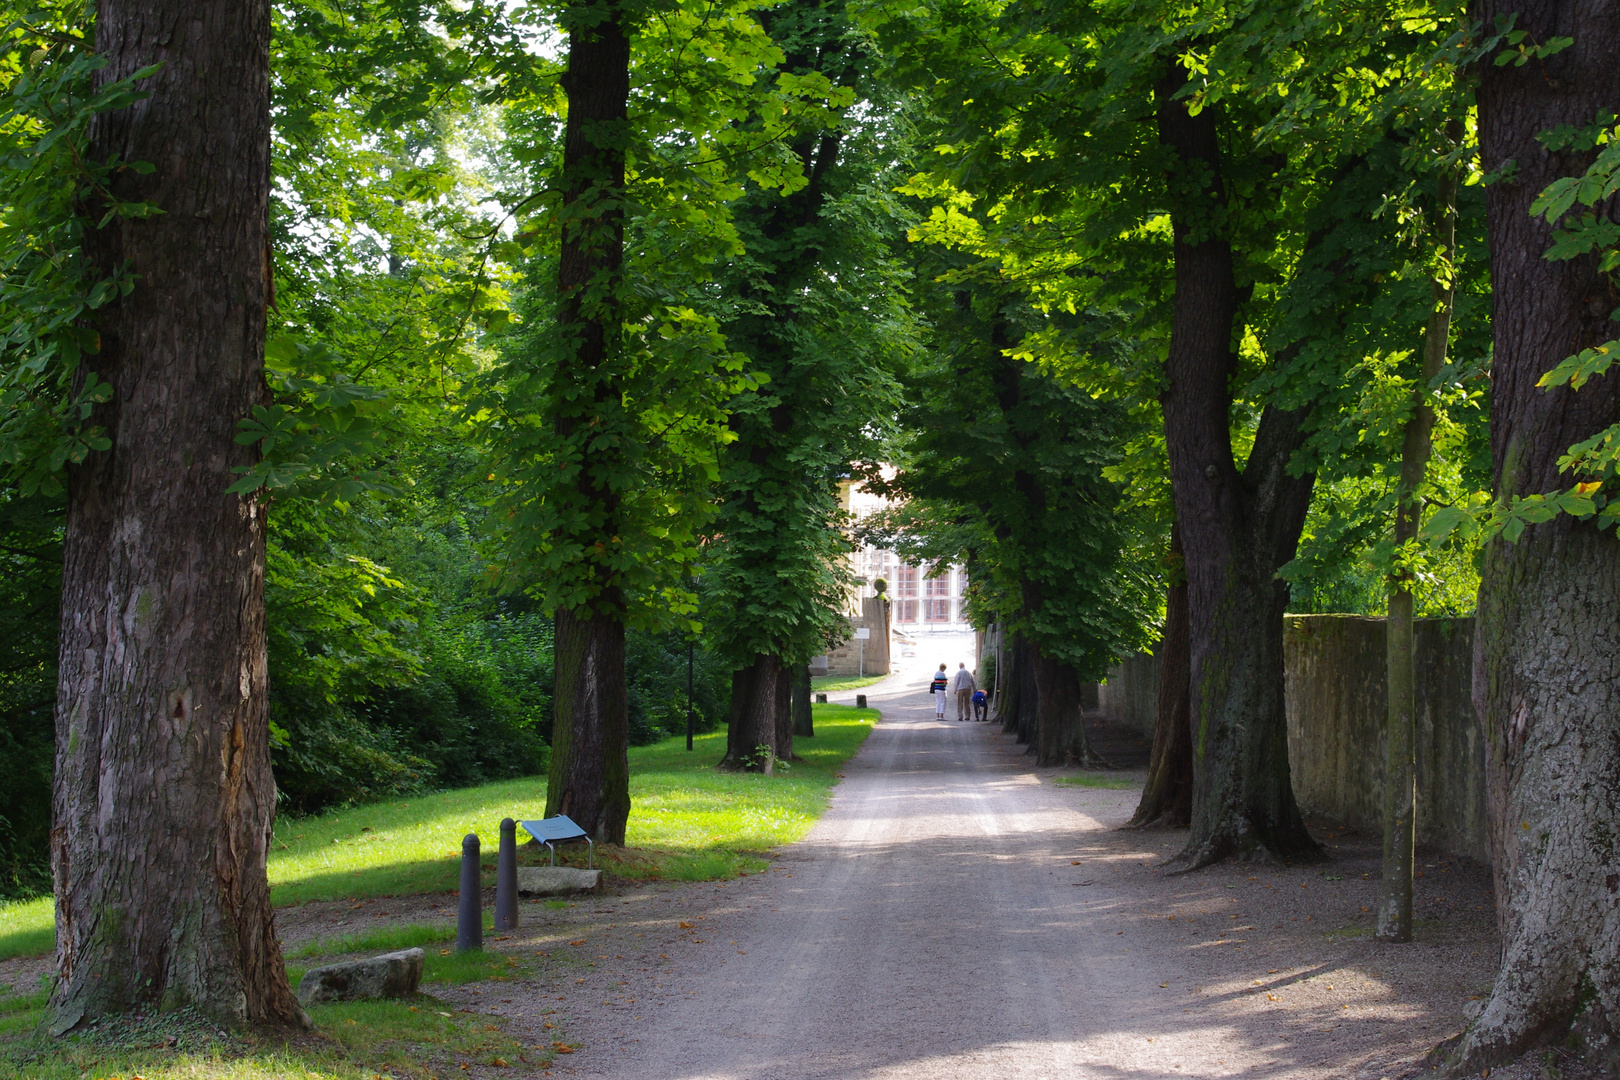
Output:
[1098, 615, 1486, 860]
[1285, 615, 1485, 861]
[1099, 650, 1160, 738]
[826, 596, 891, 677]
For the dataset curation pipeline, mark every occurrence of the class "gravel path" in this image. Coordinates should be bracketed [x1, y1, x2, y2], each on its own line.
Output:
[507, 661, 1502, 1080]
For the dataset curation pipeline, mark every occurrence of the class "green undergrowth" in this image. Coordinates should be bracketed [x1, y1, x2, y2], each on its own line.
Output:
[1052, 772, 1140, 790]
[0, 704, 878, 961]
[0, 995, 538, 1079]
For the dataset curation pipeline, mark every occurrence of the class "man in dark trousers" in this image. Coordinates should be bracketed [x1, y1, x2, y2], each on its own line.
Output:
[950, 662, 977, 721]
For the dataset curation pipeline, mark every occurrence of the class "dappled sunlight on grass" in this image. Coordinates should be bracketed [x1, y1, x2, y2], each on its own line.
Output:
[268, 777, 548, 906]
[0, 704, 879, 957]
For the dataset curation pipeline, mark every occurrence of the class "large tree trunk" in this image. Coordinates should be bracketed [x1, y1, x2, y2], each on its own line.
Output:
[1130, 530, 1193, 829]
[1378, 137, 1460, 945]
[997, 634, 1022, 733]
[543, 2, 633, 845]
[1156, 71, 1320, 871]
[791, 664, 813, 738]
[1032, 652, 1103, 768]
[1442, 3, 1620, 1071]
[1015, 636, 1039, 747]
[49, 0, 302, 1033]
[722, 654, 783, 772]
[773, 659, 794, 762]
[547, 610, 630, 843]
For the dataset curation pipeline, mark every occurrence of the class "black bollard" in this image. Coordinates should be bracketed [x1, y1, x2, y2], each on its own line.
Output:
[856, 694, 867, 709]
[816, 693, 827, 704]
[495, 818, 519, 932]
[457, 833, 483, 952]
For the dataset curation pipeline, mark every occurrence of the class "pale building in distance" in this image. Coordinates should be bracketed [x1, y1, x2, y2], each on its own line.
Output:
[839, 472, 970, 634]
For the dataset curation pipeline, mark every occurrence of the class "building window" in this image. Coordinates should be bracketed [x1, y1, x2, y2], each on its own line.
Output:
[924, 569, 951, 623]
[896, 564, 918, 623]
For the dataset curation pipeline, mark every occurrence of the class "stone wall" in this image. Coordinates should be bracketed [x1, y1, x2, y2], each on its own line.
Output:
[826, 595, 891, 677]
[1098, 614, 1486, 860]
[1285, 615, 1486, 861]
[1098, 649, 1160, 738]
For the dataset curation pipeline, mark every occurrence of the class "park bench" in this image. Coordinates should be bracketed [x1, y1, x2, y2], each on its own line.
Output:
[519, 815, 595, 868]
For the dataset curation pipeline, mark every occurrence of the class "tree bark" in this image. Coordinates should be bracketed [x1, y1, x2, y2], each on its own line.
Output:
[1442, 2, 1620, 1071]
[773, 659, 794, 762]
[1130, 529, 1193, 829]
[547, 610, 630, 843]
[1033, 651, 1104, 768]
[543, 2, 633, 846]
[1156, 70, 1321, 871]
[722, 654, 782, 772]
[1378, 134, 1460, 945]
[49, 0, 303, 1033]
[791, 664, 813, 738]
[1015, 635, 1039, 746]
[997, 634, 1022, 733]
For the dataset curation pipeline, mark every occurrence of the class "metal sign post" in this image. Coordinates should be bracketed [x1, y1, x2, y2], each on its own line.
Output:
[855, 626, 870, 678]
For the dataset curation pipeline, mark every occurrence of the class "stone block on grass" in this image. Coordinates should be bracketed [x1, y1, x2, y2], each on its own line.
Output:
[517, 866, 602, 896]
[296, 947, 424, 1006]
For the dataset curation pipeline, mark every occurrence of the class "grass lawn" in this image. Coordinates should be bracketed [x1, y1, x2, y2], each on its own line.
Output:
[0, 703, 878, 963]
[810, 673, 887, 693]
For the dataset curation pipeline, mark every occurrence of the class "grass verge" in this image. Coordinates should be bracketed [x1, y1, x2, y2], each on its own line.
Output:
[1051, 772, 1140, 790]
[0, 703, 878, 960]
[0, 995, 538, 1079]
[810, 673, 887, 693]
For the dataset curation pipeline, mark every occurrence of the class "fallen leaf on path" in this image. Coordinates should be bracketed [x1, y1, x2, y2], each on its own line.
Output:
[678, 922, 694, 929]
[1073, 881, 1093, 887]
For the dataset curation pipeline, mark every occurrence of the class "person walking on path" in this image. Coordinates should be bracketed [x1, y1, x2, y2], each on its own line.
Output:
[930, 665, 949, 719]
[951, 663, 976, 721]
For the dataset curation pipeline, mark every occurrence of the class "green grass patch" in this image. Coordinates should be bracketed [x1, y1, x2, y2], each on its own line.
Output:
[0, 896, 53, 962]
[1, 704, 877, 958]
[1051, 772, 1140, 790]
[810, 673, 887, 692]
[418, 947, 529, 986]
[289, 923, 456, 961]
[0, 995, 535, 1079]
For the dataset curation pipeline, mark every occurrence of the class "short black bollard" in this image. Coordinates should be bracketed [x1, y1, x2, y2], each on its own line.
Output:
[495, 818, 519, 932]
[815, 693, 827, 704]
[856, 694, 867, 709]
[457, 833, 483, 952]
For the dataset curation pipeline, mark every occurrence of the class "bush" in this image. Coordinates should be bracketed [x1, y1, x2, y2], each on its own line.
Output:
[625, 630, 731, 746]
